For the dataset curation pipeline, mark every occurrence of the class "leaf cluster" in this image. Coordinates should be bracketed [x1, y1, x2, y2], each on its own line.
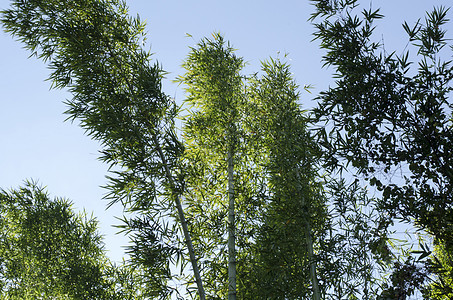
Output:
[0, 181, 148, 299]
[311, 0, 453, 296]
[2, 1, 189, 297]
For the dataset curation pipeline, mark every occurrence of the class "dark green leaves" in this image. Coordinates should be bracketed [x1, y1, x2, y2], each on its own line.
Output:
[311, 0, 453, 297]
[2, 1, 196, 297]
[311, 0, 453, 235]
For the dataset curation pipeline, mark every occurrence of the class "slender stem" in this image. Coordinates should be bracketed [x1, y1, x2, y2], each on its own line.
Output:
[153, 135, 206, 300]
[109, 47, 205, 298]
[107, 46, 205, 299]
[296, 168, 320, 300]
[306, 221, 321, 300]
[227, 148, 236, 300]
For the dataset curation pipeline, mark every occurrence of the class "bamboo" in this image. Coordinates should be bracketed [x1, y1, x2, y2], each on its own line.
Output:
[306, 221, 321, 300]
[227, 148, 237, 300]
[153, 135, 206, 300]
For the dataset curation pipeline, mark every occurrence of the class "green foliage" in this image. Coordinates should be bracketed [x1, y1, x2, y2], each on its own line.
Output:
[311, 0, 453, 236]
[2, 0, 182, 208]
[0, 181, 106, 298]
[179, 37, 328, 299]
[241, 58, 326, 299]
[1, 0, 203, 298]
[181, 33, 245, 152]
[320, 179, 395, 299]
[0, 181, 147, 299]
[178, 33, 246, 299]
[378, 257, 428, 300]
[424, 240, 453, 299]
[6, 0, 449, 298]
[311, 0, 453, 296]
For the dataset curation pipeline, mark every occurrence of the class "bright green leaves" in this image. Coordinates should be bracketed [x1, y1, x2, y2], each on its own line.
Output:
[179, 33, 245, 154]
[425, 240, 453, 298]
[179, 34, 246, 211]
[248, 58, 315, 170]
[0, 181, 156, 299]
[0, 181, 111, 299]
[178, 33, 246, 299]
[179, 34, 329, 299]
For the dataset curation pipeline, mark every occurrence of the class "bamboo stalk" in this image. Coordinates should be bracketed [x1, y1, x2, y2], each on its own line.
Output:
[227, 148, 237, 300]
[153, 135, 206, 300]
[306, 221, 321, 300]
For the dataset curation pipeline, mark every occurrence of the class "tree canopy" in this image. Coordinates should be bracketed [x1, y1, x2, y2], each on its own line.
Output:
[0, 181, 148, 299]
[311, 0, 453, 243]
[311, 0, 453, 297]
[1, 0, 453, 299]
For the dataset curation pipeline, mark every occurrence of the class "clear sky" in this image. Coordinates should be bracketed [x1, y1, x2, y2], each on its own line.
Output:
[1, 0, 452, 263]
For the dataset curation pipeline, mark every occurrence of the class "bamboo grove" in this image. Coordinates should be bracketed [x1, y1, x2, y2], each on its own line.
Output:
[1, 0, 453, 298]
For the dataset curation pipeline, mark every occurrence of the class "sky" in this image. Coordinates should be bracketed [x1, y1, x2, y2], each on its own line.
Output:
[1, 0, 452, 264]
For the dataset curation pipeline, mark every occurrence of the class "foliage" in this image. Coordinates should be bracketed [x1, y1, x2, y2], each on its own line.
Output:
[378, 257, 427, 300]
[240, 58, 326, 299]
[178, 33, 248, 299]
[311, 0, 453, 240]
[180, 33, 245, 155]
[311, 0, 453, 296]
[0, 181, 146, 299]
[1, 0, 204, 298]
[317, 179, 393, 300]
[178, 36, 331, 299]
[5, 0, 452, 298]
[424, 240, 453, 299]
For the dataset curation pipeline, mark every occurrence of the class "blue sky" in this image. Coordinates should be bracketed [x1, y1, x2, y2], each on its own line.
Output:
[1, 0, 452, 263]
